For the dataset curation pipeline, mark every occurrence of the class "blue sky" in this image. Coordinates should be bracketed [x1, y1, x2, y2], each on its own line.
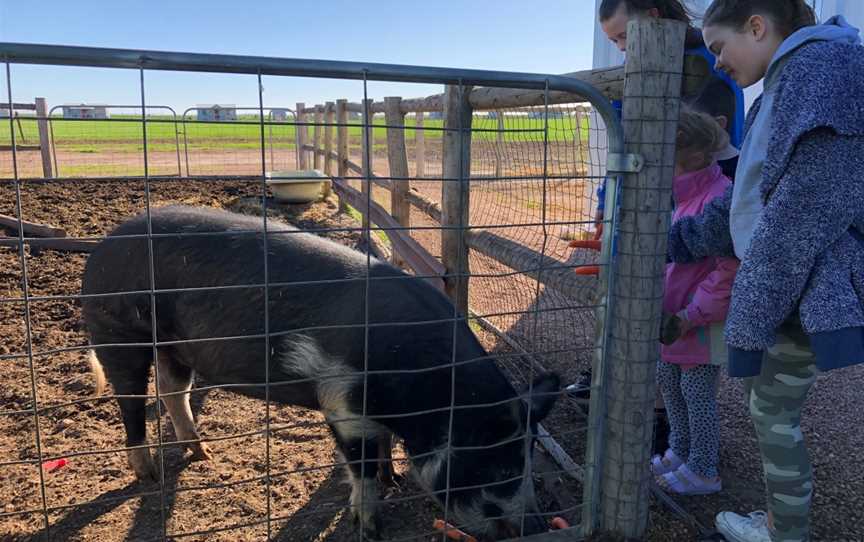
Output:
[1, 0, 597, 113]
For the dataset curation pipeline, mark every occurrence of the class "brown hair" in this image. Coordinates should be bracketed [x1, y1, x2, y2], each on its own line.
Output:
[598, 0, 691, 23]
[687, 76, 735, 137]
[677, 106, 729, 160]
[704, 0, 817, 38]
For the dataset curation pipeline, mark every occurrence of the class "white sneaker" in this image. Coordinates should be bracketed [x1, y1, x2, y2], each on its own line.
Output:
[715, 510, 771, 542]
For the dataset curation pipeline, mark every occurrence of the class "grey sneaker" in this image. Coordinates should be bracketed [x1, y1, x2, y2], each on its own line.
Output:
[715, 510, 771, 542]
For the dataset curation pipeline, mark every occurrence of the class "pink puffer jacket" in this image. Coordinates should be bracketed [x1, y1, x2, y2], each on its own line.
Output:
[661, 163, 739, 367]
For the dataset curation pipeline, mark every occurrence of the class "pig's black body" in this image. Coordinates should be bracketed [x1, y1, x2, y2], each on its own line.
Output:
[81, 205, 558, 540]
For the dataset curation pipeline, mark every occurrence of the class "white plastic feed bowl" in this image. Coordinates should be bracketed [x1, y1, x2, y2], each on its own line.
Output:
[265, 170, 331, 203]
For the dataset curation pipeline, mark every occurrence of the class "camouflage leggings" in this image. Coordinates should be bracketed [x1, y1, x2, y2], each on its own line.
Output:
[744, 323, 818, 542]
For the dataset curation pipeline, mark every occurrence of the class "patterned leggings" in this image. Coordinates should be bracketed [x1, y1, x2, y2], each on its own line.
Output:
[656, 361, 721, 478]
[746, 324, 818, 542]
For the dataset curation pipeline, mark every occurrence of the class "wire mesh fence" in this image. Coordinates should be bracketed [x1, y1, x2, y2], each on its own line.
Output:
[48, 105, 183, 179]
[0, 105, 301, 179]
[180, 107, 297, 177]
[0, 44, 626, 542]
[465, 105, 600, 368]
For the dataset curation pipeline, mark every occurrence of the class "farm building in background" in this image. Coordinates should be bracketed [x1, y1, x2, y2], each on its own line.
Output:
[196, 104, 237, 121]
[62, 104, 109, 119]
[527, 110, 566, 119]
[270, 108, 290, 121]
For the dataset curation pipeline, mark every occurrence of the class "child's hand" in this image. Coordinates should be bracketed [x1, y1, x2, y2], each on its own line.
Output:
[660, 311, 693, 345]
[593, 211, 604, 240]
[660, 312, 682, 345]
[675, 309, 692, 335]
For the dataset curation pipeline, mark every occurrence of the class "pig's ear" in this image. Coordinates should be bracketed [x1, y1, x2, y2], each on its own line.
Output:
[524, 373, 560, 423]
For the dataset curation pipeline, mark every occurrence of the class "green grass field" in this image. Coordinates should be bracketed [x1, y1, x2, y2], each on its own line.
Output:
[2, 114, 590, 152]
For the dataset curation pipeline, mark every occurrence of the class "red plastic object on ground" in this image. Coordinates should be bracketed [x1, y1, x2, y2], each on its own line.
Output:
[42, 458, 68, 472]
[432, 519, 478, 542]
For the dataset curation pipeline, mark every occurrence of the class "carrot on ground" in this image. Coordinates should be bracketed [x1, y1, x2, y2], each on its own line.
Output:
[550, 516, 570, 530]
[432, 519, 478, 542]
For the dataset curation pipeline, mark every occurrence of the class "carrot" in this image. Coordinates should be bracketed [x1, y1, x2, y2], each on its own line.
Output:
[568, 239, 602, 251]
[550, 516, 570, 530]
[574, 265, 600, 276]
[432, 519, 478, 542]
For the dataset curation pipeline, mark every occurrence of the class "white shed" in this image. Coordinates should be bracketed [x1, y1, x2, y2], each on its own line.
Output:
[196, 104, 237, 122]
[62, 104, 109, 119]
[270, 108, 290, 121]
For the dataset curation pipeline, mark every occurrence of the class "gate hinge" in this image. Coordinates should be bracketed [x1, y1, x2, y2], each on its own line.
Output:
[606, 153, 644, 174]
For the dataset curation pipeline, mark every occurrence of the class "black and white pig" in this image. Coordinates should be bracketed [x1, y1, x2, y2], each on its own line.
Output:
[81, 205, 560, 540]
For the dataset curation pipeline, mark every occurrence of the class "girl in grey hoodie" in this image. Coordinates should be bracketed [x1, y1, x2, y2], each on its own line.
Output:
[669, 1, 864, 541]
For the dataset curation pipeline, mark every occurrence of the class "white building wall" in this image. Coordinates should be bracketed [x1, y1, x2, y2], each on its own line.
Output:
[588, 0, 863, 178]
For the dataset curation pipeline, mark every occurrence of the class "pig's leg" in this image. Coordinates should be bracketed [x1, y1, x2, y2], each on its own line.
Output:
[331, 426, 384, 539]
[377, 432, 400, 491]
[156, 352, 211, 462]
[96, 345, 158, 481]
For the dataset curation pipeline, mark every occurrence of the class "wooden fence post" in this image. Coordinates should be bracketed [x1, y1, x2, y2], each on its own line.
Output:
[335, 99, 348, 201]
[312, 105, 323, 170]
[35, 97, 53, 178]
[295, 102, 307, 170]
[589, 18, 685, 538]
[384, 97, 410, 269]
[441, 85, 472, 314]
[495, 111, 504, 179]
[415, 111, 425, 178]
[361, 98, 375, 232]
[324, 101, 335, 177]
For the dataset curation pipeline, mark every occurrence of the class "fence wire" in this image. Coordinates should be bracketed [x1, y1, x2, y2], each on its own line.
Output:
[466, 105, 601, 371]
[0, 47, 624, 542]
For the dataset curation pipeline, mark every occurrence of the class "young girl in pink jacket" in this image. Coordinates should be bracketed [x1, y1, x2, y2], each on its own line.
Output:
[651, 107, 739, 495]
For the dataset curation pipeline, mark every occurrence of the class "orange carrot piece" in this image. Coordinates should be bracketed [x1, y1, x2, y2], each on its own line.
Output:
[550, 516, 570, 530]
[432, 519, 478, 542]
[568, 239, 602, 251]
[575, 265, 600, 276]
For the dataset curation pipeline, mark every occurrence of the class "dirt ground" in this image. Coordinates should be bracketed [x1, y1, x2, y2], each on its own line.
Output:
[0, 178, 592, 542]
[2, 173, 862, 542]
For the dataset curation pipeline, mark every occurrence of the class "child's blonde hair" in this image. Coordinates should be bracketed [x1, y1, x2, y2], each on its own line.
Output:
[676, 105, 729, 159]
